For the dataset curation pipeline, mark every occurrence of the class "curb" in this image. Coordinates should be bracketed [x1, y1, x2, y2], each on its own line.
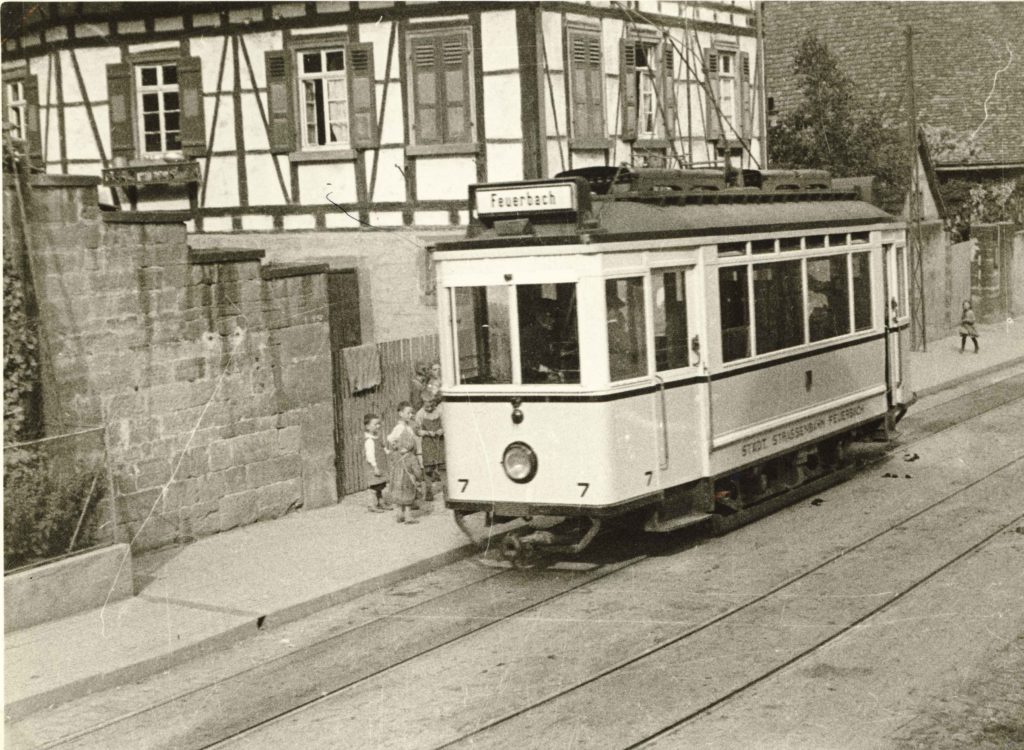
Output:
[913, 355, 1024, 399]
[4, 538, 485, 721]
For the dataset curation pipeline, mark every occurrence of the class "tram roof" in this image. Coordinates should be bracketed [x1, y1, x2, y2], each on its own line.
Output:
[436, 195, 899, 252]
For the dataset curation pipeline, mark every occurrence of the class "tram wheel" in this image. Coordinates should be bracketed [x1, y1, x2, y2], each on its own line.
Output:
[501, 534, 534, 569]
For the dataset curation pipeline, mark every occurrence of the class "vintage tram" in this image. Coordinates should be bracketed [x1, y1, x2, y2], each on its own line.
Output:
[431, 167, 911, 562]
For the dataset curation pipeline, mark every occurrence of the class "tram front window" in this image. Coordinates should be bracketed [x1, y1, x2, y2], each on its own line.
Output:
[517, 283, 580, 384]
[453, 286, 512, 384]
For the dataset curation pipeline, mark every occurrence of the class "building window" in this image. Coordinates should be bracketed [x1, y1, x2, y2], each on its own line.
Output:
[408, 30, 474, 146]
[108, 56, 206, 160]
[636, 41, 659, 137]
[620, 36, 676, 142]
[298, 48, 348, 149]
[607, 277, 648, 381]
[137, 64, 181, 155]
[567, 30, 605, 143]
[703, 47, 751, 143]
[754, 260, 804, 354]
[718, 52, 735, 126]
[719, 266, 750, 362]
[5, 81, 26, 141]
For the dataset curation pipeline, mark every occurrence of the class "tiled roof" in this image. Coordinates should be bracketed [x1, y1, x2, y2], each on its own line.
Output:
[763, 1, 1024, 166]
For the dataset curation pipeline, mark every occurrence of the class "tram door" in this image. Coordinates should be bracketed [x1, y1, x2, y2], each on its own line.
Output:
[882, 243, 908, 406]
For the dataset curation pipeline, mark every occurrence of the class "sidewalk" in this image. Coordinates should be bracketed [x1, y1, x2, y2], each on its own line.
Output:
[5, 322, 1023, 719]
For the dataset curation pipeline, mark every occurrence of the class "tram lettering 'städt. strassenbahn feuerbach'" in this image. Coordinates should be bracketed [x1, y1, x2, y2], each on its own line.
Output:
[431, 167, 911, 565]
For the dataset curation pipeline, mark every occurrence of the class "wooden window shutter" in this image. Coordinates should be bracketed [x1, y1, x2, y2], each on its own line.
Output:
[739, 51, 752, 140]
[23, 74, 42, 166]
[106, 62, 135, 159]
[411, 38, 440, 144]
[703, 47, 721, 141]
[177, 57, 206, 157]
[661, 42, 677, 140]
[265, 50, 294, 154]
[441, 33, 471, 144]
[619, 39, 638, 142]
[568, 32, 603, 140]
[347, 43, 379, 149]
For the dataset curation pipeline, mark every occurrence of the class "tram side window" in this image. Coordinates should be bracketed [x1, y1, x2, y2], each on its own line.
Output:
[807, 257, 851, 342]
[753, 260, 804, 354]
[895, 245, 908, 318]
[652, 268, 689, 370]
[852, 252, 872, 330]
[517, 283, 580, 384]
[606, 278, 648, 380]
[719, 266, 750, 362]
[452, 286, 512, 384]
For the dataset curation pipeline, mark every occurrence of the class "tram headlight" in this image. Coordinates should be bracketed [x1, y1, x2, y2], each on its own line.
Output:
[502, 442, 537, 483]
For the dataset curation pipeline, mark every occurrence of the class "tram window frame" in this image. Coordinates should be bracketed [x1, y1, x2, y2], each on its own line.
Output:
[516, 282, 581, 385]
[851, 251, 872, 331]
[807, 255, 852, 343]
[451, 286, 513, 385]
[828, 233, 848, 247]
[606, 277, 649, 381]
[652, 267, 691, 371]
[850, 231, 870, 244]
[717, 241, 747, 257]
[719, 265, 751, 363]
[753, 259, 804, 354]
[751, 238, 775, 254]
[779, 236, 801, 252]
[805, 235, 826, 250]
[895, 245, 908, 318]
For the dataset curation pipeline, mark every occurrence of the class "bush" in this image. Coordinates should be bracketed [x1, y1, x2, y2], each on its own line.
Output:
[3, 447, 104, 570]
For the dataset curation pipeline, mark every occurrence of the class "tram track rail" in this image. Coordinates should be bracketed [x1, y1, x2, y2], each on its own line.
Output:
[29, 371, 1024, 750]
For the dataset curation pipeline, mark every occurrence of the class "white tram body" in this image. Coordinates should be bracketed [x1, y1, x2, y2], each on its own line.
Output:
[433, 169, 911, 543]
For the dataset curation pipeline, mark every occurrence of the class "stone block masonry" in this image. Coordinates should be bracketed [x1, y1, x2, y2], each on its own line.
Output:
[22, 176, 338, 551]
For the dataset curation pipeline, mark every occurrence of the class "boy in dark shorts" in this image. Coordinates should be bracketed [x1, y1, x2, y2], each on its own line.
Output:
[363, 413, 391, 512]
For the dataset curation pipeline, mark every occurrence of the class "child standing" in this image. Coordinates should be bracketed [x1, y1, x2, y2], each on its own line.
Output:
[363, 414, 390, 512]
[959, 300, 979, 353]
[416, 387, 446, 506]
[387, 401, 423, 524]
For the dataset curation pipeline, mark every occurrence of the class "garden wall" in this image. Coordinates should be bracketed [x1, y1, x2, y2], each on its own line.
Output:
[20, 176, 338, 551]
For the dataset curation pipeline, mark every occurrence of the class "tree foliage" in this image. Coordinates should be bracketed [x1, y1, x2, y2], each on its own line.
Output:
[768, 35, 907, 213]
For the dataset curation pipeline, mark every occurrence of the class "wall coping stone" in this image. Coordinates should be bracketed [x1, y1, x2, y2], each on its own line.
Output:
[103, 210, 191, 224]
[189, 247, 266, 264]
[29, 174, 102, 188]
[261, 263, 330, 280]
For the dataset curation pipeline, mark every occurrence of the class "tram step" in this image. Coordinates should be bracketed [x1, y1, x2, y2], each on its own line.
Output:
[644, 512, 714, 533]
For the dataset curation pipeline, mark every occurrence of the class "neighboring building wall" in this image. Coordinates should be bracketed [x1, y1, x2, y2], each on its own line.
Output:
[22, 176, 337, 551]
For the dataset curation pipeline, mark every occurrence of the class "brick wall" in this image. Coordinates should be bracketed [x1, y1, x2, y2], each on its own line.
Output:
[23, 176, 337, 551]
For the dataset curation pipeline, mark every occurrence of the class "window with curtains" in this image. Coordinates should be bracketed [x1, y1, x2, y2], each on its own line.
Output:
[407, 29, 474, 146]
[566, 29, 606, 144]
[5, 80, 27, 141]
[136, 63, 181, 155]
[263, 38, 378, 155]
[3, 70, 41, 165]
[619, 36, 676, 142]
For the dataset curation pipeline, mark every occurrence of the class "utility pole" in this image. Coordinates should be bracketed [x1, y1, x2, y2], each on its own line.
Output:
[905, 25, 927, 351]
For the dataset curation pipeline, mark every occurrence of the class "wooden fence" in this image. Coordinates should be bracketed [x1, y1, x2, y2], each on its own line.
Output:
[335, 334, 439, 496]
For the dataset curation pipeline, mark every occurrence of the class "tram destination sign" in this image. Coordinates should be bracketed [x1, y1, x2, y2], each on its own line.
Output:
[474, 181, 578, 217]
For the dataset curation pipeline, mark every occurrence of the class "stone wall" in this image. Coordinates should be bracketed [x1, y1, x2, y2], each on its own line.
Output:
[23, 176, 337, 551]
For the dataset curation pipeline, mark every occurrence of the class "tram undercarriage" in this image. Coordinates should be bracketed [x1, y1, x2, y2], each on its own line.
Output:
[453, 416, 894, 568]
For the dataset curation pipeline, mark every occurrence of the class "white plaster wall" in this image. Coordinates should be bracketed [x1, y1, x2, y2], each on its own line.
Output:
[58, 51, 82, 104]
[547, 140, 569, 176]
[246, 154, 289, 205]
[483, 74, 522, 141]
[417, 158, 475, 200]
[544, 71, 568, 138]
[481, 10, 519, 71]
[91, 104, 110, 160]
[63, 106, 102, 162]
[359, 21, 393, 71]
[203, 156, 241, 207]
[541, 12, 564, 70]
[366, 147, 407, 202]
[298, 162, 358, 205]
[572, 150, 607, 169]
[240, 92, 270, 151]
[45, 109, 61, 164]
[377, 80, 404, 144]
[485, 142, 524, 183]
[73, 47, 121, 104]
[191, 36, 232, 93]
[208, 95, 236, 152]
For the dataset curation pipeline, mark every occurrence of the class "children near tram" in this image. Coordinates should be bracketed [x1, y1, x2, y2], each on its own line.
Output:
[388, 401, 423, 523]
[416, 386, 445, 506]
[959, 300, 979, 353]
[363, 413, 391, 512]
[410, 362, 431, 411]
